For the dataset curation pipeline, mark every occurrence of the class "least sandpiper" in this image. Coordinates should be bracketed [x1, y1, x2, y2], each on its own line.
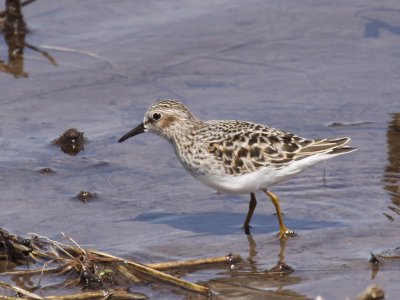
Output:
[118, 100, 356, 237]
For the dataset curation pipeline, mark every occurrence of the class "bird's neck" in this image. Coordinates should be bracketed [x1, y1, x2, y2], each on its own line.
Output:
[166, 118, 200, 141]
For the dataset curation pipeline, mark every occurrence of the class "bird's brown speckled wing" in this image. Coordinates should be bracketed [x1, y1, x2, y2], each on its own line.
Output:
[196, 120, 351, 176]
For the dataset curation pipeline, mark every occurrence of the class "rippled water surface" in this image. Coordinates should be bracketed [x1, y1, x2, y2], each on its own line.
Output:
[1, 0, 400, 299]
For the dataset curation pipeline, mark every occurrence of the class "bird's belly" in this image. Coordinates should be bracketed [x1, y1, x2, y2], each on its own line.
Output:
[194, 168, 280, 194]
[178, 149, 321, 194]
[192, 158, 318, 194]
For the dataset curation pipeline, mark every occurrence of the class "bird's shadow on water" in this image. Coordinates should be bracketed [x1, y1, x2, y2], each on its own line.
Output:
[363, 17, 400, 38]
[126, 211, 343, 235]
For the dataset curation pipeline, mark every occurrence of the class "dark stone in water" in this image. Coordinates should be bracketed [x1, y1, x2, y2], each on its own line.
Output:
[53, 128, 85, 156]
[76, 191, 96, 203]
[37, 167, 55, 174]
[269, 262, 294, 274]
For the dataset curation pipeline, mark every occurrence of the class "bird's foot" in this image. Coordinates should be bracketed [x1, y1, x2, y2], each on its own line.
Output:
[278, 228, 297, 239]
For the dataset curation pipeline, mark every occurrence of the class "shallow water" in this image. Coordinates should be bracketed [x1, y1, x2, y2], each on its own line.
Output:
[1, 0, 400, 299]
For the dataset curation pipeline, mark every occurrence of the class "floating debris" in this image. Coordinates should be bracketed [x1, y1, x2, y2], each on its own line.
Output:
[375, 246, 400, 259]
[327, 121, 373, 128]
[382, 212, 394, 222]
[52, 128, 85, 155]
[388, 205, 400, 215]
[0, 227, 242, 298]
[370, 247, 400, 280]
[76, 190, 96, 203]
[0, 228, 32, 263]
[369, 252, 380, 265]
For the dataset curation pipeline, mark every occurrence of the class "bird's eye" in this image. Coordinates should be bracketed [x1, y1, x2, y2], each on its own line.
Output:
[152, 112, 162, 120]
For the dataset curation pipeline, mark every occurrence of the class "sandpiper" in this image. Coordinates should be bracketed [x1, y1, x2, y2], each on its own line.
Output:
[118, 100, 356, 237]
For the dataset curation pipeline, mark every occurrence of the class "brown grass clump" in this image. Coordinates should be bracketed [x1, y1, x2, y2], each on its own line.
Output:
[0, 227, 242, 299]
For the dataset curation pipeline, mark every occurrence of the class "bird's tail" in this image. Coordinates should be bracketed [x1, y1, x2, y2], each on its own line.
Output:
[299, 137, 357, 157]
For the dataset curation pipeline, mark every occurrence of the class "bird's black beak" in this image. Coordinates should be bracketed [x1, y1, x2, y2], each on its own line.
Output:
[118, 122, 145, 143]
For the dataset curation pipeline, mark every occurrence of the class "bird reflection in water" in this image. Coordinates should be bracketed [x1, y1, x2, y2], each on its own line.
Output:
[206, 235, 304, 299]
[246, 234, 294, 275]
[384, 113, 400, 218]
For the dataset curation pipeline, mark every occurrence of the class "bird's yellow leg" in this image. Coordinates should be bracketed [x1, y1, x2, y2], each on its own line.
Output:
[264, 190, 296, 238]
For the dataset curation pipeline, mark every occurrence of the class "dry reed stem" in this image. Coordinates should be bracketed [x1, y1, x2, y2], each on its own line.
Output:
[116, 265, 142, 283]
[0, 266, 58, 276]
[0, 282, 146, 300]
[45, 290, 147, 300]
[89, 249, 211, 296]
[0, 280, 43, 299]
[148, 254, 242, 270]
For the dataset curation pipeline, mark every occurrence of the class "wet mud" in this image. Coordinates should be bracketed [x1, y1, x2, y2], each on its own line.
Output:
[1, 0, 400, 299]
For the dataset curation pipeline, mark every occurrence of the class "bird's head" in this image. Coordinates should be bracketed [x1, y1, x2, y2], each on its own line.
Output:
[118, 99, 199, 142]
